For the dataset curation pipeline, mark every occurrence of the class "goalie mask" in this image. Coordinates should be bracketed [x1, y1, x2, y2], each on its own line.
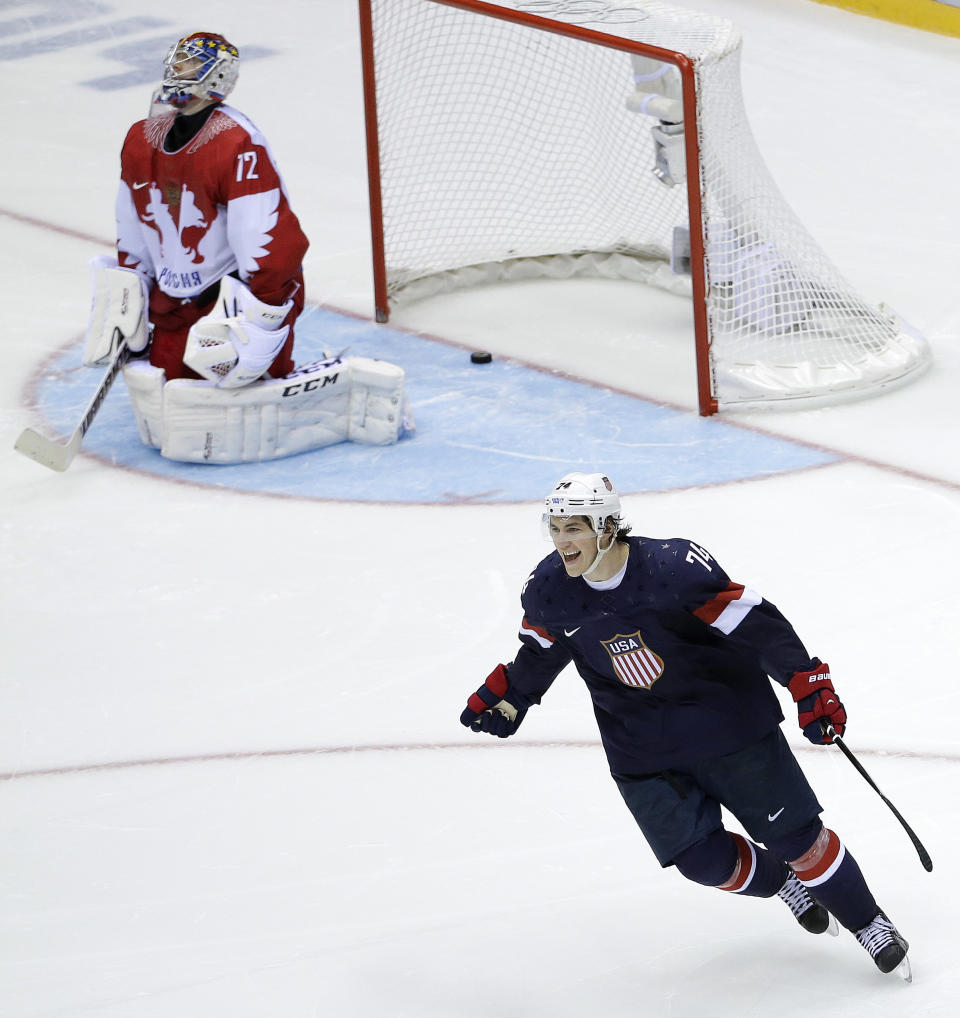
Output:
[159, 32, 239, 109]
[542, 472, 623, 577]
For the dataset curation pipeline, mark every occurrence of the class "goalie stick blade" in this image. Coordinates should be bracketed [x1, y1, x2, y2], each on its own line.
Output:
[13, 337, 130, 473]
[14, 427, 82, 472]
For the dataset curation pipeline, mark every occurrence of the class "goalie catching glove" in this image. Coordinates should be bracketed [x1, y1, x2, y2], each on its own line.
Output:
[788, 662, 846, 744]
[184, 275, 293, 388]
[460, 664, 527, 738]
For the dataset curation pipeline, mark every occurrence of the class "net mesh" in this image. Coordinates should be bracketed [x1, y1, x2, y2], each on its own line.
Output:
[366, 0, 930, 407]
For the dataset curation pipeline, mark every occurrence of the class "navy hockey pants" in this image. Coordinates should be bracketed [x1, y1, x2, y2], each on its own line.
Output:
[612, 727, 823, 867]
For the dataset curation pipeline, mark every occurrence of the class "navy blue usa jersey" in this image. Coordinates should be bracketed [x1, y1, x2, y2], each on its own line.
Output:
[507, 536, 819, 775]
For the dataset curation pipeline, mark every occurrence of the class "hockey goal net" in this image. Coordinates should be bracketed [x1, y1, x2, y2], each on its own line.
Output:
[359, 0, 930, 414]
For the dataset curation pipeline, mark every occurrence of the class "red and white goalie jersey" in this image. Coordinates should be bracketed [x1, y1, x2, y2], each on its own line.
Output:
[116, 104, 309, 311]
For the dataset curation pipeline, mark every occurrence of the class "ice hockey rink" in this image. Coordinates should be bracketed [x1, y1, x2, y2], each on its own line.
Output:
[2, 0, 958, 1015]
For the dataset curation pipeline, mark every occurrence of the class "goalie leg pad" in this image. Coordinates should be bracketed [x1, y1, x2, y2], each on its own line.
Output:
[347, 357, 416, 445]
[159, 357, 353, 463]
[120, 356, 413, 463]
[122, 360, 166, 449]
[84, 256, 150, 365]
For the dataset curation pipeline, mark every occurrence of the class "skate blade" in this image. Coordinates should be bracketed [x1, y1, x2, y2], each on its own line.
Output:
[891, 956, 912, 983]
[826, 914, 839, 937]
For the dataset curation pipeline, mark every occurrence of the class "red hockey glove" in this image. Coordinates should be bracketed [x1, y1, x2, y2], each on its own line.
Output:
[788, 662, 846, 744]
[460, 664, 527, 738]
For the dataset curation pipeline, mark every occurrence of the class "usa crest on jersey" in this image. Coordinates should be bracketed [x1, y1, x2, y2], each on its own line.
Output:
[602, 632, 665, 688]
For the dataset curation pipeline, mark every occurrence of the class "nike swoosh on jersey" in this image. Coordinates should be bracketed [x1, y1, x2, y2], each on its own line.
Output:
[768, 807, 786, 822]
[563, 627, 581, 637]
[132, 181, 150, 189]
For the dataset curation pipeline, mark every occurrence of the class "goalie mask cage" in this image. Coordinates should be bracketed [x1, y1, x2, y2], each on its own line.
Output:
[358, 0, 930, 414]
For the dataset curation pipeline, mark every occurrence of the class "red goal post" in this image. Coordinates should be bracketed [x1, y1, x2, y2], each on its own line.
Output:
[358, 0, 930, 415]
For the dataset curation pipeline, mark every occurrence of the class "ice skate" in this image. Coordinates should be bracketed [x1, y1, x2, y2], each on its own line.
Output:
[777, 872, 838, 936]
[855, 911, 911, 981]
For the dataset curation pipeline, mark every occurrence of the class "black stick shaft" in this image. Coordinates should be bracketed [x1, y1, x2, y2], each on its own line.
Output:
[823, 723, 933, 872]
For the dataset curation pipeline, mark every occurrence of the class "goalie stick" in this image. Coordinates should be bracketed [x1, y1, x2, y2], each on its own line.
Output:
[14, 334, 130, 472]
[821, 722, 933, 872]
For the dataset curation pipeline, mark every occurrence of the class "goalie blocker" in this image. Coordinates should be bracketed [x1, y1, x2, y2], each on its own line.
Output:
[123, 354, 414, 463]
[83, 256, 151, 365]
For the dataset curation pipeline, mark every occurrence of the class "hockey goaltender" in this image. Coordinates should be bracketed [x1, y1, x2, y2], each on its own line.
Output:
[82, 30, 412, 464]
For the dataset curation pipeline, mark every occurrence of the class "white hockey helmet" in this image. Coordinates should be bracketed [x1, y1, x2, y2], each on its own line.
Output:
[542, 472, 622, 536]
[159, 32, 239, 109]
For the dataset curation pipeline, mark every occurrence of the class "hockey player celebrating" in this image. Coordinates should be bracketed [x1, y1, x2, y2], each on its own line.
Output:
[460, 472, 911, 979]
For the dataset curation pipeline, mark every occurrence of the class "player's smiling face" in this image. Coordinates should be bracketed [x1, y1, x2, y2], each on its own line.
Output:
[549, 516, 599, 576]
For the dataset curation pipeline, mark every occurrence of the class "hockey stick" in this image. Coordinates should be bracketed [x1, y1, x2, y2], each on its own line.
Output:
[14, 334, 130, 472]
[821, 722, 933, 872]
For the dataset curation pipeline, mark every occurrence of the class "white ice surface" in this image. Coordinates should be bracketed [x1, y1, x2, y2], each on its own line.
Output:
[1, 2, 958, 1016]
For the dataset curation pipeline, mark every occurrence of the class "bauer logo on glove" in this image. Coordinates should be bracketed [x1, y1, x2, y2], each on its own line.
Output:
[788, 662, 847, 744]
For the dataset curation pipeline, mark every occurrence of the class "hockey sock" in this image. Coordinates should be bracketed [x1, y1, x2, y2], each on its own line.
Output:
[675, 831, 786, 897]
[788, 827, 879, 932]
[715, 833, 788, 897]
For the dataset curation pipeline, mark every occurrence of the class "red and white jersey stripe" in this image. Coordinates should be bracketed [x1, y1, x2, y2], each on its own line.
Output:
[693, 582, 762, 635]
[519, 615, 554, 650]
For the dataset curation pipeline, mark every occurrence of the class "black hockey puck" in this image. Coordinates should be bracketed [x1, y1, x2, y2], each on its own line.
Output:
[470, 351, 493, 364]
